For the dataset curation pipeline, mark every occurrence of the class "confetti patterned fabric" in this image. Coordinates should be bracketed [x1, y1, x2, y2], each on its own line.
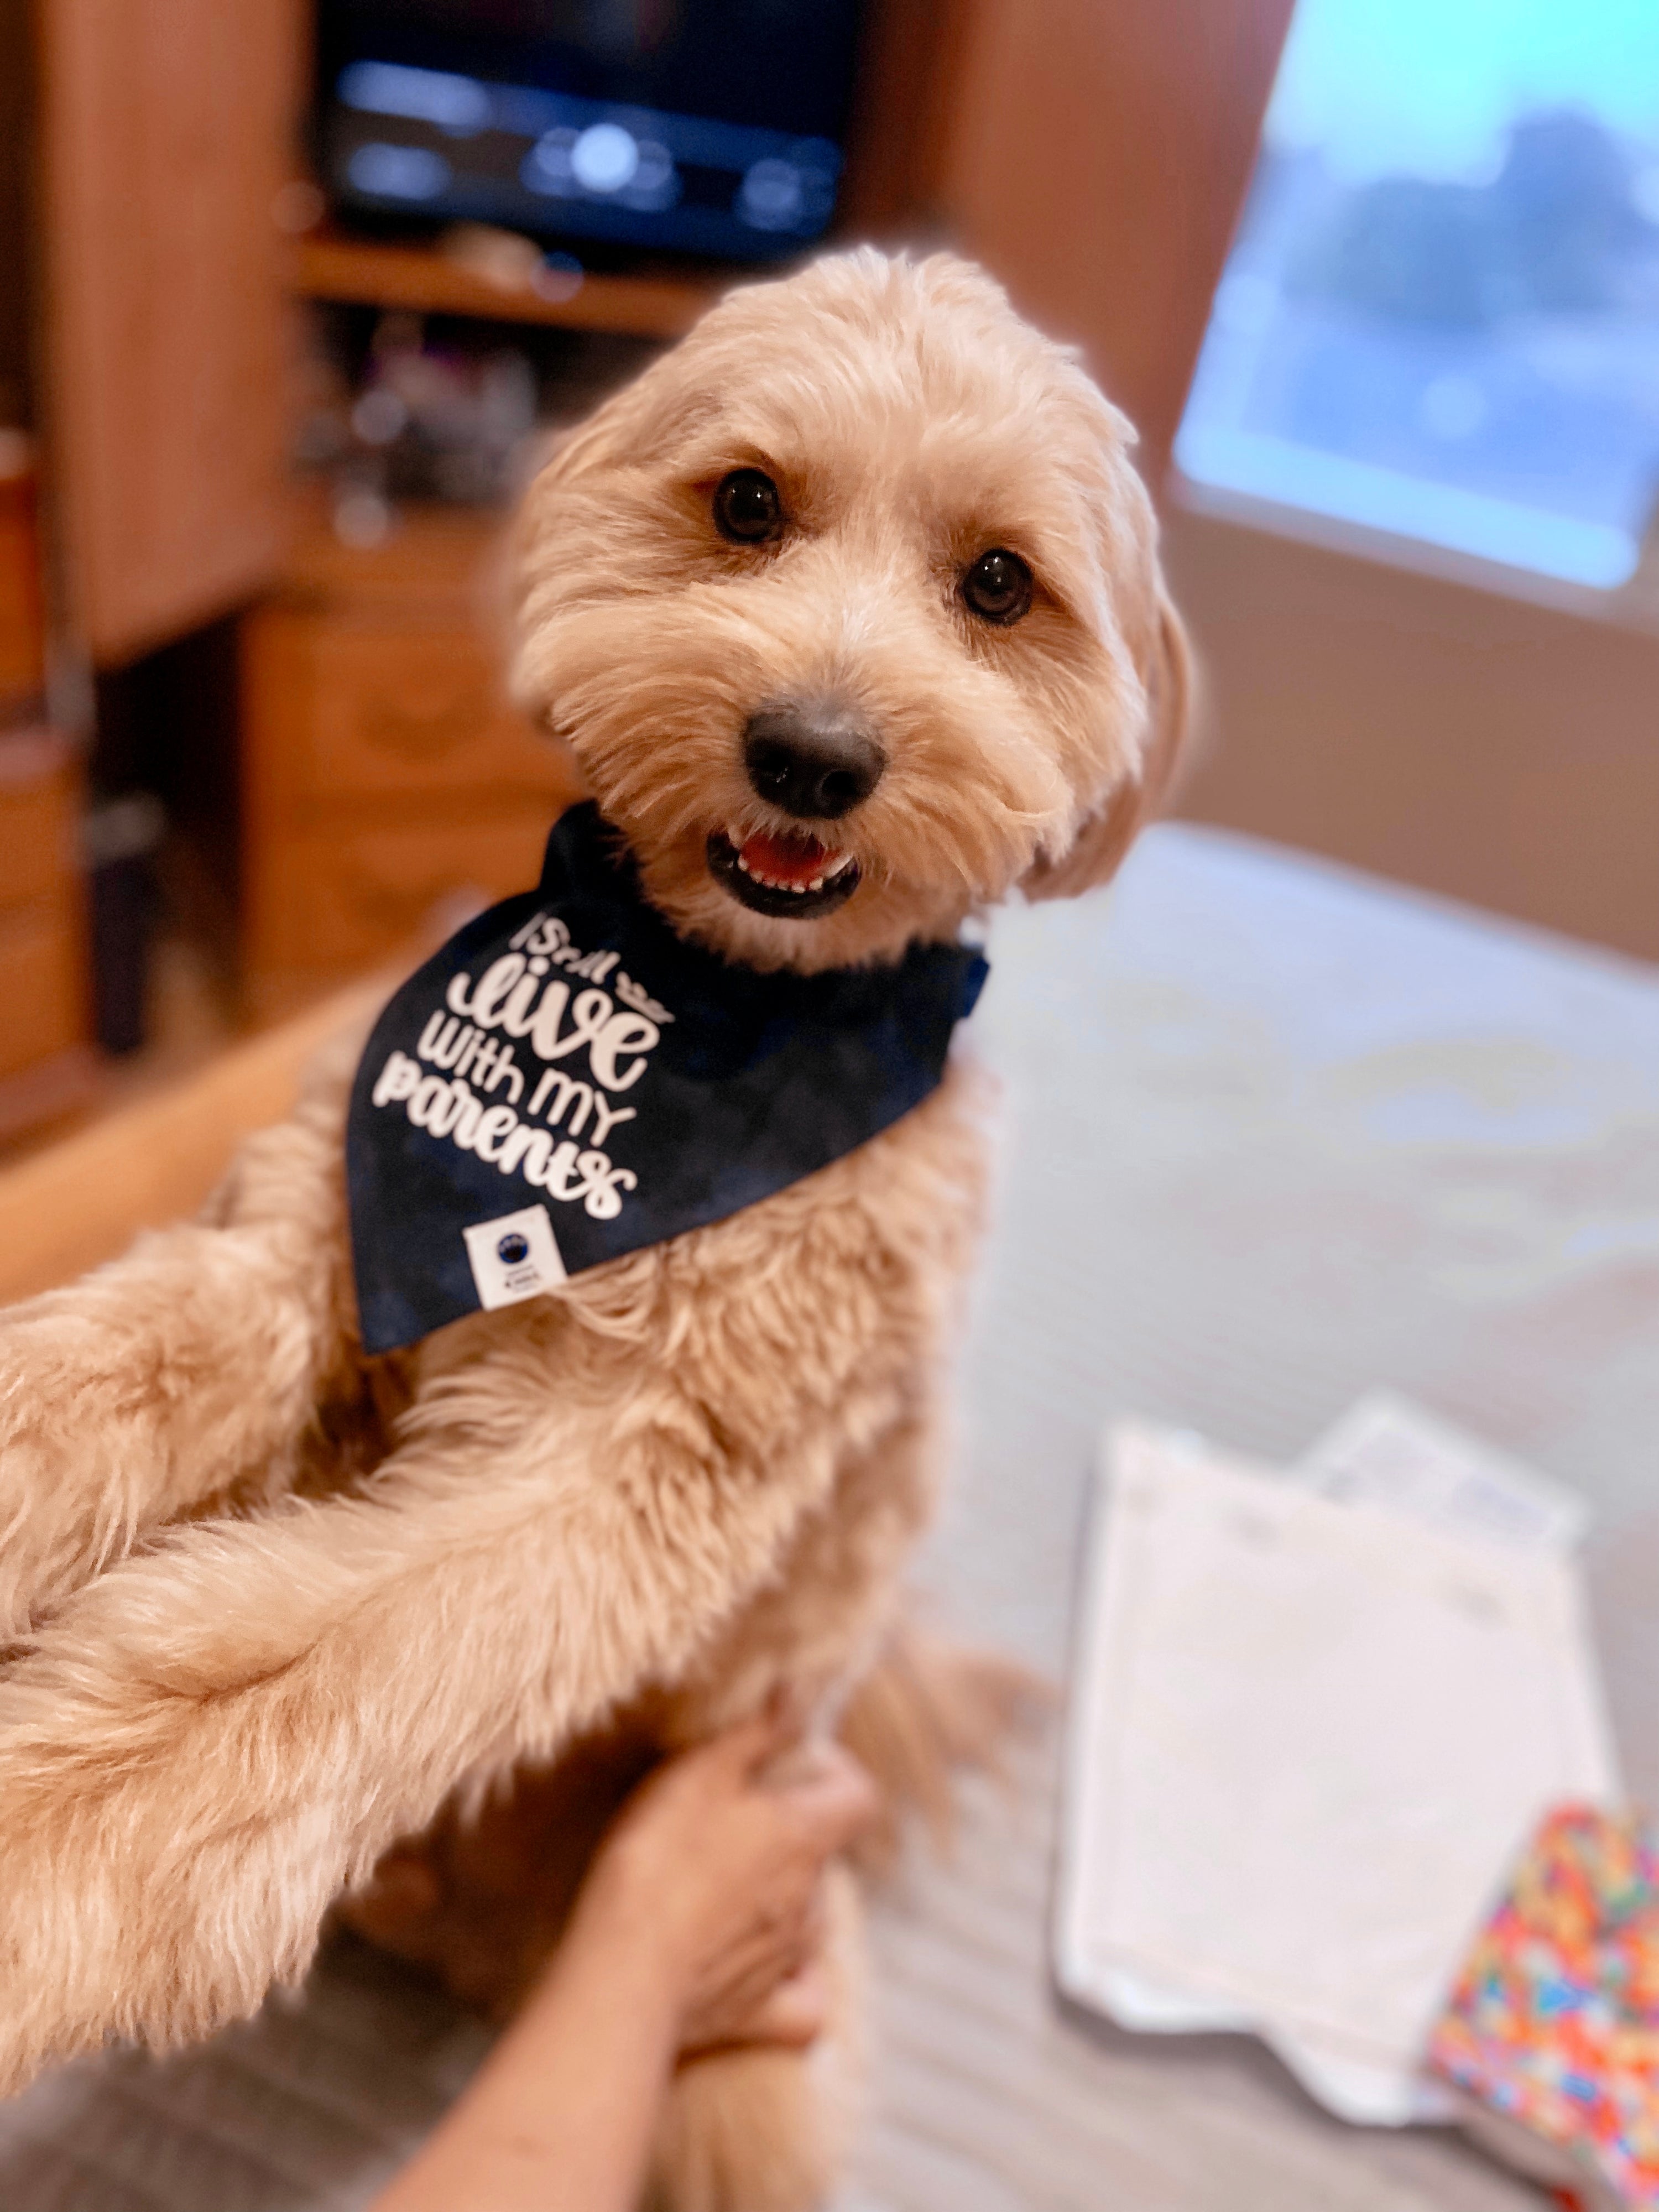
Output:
[1431, 1806, 1659, 2209]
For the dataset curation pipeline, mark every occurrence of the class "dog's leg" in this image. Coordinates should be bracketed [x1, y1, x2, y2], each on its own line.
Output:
[0, 1094, 351, 1635]
[0, 1352, 847, 2091]
[639, 1410, 931, 2212]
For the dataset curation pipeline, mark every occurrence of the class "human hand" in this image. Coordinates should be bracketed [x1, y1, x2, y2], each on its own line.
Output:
[570, 1707, 878, 2056]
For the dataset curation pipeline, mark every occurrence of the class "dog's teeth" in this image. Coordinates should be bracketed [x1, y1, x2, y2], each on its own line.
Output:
[724, 834, 855, 899]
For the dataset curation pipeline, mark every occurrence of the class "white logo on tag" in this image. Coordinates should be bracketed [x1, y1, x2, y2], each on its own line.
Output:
[462, 1205, 567, 1311]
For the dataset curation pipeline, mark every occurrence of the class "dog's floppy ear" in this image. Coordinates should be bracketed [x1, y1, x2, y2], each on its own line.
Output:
[1021, 592, 1192, 903]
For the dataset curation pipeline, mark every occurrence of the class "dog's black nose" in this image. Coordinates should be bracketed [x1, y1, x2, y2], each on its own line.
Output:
[742, 707, 885, 821]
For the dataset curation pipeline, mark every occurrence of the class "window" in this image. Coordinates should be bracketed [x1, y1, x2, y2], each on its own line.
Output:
[1175, 0, 1659, 589]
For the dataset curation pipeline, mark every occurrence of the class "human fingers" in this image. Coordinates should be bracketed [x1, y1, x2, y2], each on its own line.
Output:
[740, 1965, 829, 2049]
[660, 1699, 804, 1809]
[690, 1877, 822, 2010]
[600, 1713, 781, 1859]
[682, 1929, 805, 2028]
[673, 1911, 815, 2051]
[688, 1964, 829, 2056]
[673, 1860, 827, 2013]
[679, 1939, 830, 2056]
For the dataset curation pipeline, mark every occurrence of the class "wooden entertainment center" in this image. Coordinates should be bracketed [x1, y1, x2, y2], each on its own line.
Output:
[0, 0, 1280, 1134]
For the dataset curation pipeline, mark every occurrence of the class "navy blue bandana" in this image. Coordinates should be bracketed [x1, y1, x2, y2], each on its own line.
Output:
[347, 802, 988, 1353]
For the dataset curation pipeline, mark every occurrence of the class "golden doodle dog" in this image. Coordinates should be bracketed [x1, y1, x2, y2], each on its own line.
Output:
[0, 249, 1185, 2206]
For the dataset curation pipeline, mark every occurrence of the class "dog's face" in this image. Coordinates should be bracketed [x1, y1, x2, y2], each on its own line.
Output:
[513, 251, 1186, 972]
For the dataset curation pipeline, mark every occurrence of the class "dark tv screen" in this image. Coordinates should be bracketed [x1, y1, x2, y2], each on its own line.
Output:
[316, 1, 868, 263]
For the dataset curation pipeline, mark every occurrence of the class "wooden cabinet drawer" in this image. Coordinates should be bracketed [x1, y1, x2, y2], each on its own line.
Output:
[245, 609, 569, 812]
[0, 463, 45, 711]
[247, 811, 560, 976]
[0, 731, 79, 907]
[0, 899, 84, 1082]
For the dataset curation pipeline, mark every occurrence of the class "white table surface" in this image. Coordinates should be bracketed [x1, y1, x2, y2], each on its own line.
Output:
[860, 823, 1659, 2212]
[941, 823, 1659, 1681]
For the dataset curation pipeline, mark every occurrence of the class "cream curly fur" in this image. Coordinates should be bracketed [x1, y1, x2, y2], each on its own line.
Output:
[0, 249, 1184, 2206]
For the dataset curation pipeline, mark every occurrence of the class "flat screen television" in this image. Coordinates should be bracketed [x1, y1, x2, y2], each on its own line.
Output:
[316, 1, 868, 264]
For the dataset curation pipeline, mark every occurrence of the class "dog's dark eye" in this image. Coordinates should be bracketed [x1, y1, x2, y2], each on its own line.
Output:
[961, 548, 1033, 626]
[713, 469, 784, 545]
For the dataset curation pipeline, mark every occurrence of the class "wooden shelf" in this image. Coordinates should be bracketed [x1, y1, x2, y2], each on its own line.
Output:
[274, 489, 509, 611]
[294, 231, 714, 341]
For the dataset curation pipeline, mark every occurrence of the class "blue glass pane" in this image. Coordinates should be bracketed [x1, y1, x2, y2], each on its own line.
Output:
[1175, 0, 1659, 588]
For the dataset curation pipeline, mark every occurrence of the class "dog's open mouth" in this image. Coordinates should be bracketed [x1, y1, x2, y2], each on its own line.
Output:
[706, 828, 862, 920]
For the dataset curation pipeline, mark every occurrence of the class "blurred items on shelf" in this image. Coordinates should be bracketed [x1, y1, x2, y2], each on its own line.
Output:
[1058, 1405, 1615, 2132]
[290, 246, 668, 545]
[249, 264, 650, 1022]
[296, 311, 539, 527]
[240, 497, 582, 1019]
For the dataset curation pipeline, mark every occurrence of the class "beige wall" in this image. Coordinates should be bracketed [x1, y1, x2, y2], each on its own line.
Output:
[1164, 505, 1659, 964]
[934, 0, 1295, 485]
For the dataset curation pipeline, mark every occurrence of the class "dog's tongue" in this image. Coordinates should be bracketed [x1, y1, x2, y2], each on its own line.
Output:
[739, 829, 833, 886]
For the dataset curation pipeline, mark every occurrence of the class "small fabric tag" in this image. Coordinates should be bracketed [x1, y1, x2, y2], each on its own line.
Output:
[462, 1205, 568, 1311]
[347, 802, 988, 1353]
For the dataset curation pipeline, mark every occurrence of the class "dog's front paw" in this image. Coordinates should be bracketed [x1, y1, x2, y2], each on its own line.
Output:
[0, 1312, 159, 1639]
[0, 1292, 228, 1635]
[0, 1773, 132, 2089]
[0, 1671, 338, 2090]
[0, 1212, 338, 1638]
